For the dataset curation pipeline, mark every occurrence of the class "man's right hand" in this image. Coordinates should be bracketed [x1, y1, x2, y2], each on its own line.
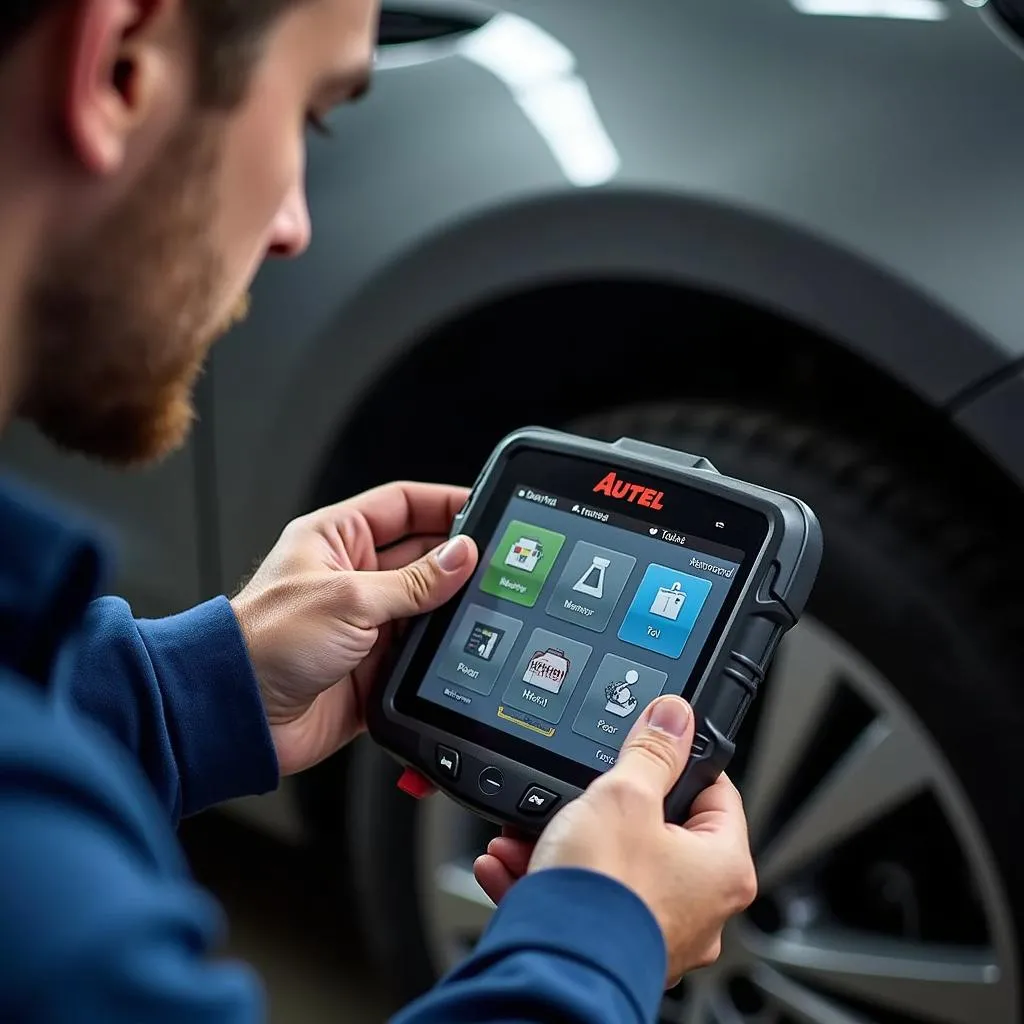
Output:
[473, 695, 757, 985]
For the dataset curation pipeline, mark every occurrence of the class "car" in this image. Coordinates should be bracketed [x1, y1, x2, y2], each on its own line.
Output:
[5, 0, 1024, 1020]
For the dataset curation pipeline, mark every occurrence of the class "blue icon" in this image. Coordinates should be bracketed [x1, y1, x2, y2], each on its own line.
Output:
[617, 564, 713, 659]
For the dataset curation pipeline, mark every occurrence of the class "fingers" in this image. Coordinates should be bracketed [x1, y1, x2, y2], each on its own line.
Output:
[684, 774, 758, 911]
[603, 695, 695, 801]
[486, 835, 535, 878]
[474, 854, 517, 905]
[357, 535, 479, 624]
[376, 535, 448, 571]
[316, 483, 470, 550]
[684, 772, 748, 838]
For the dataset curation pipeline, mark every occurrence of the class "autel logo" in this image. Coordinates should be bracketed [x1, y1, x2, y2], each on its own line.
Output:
[593, 472, 665, 510]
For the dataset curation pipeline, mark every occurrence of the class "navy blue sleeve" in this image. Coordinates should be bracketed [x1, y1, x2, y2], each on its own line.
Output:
[66, 595, 279, 821]
[392, 869, 668, 1024]
[0, 676, 265, 1024]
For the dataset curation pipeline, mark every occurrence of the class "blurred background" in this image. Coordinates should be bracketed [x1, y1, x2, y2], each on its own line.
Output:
[6, 0, 1024, 1021]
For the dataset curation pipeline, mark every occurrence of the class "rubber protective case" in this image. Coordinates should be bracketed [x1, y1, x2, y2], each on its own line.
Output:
[369, 427, 823, 829]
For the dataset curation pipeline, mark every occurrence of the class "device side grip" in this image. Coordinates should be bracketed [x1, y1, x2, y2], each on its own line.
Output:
[663, 507, 818, 823]
[664, 721, 736, 822]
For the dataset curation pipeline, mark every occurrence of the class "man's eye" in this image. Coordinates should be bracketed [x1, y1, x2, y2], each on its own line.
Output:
[306, 112, 333, 137]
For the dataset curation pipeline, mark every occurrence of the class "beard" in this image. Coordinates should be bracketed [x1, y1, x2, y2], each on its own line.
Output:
[21, 117, 250, 467]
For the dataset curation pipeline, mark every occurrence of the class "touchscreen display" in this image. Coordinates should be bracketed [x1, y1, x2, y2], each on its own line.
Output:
[415, 480, 748, 775]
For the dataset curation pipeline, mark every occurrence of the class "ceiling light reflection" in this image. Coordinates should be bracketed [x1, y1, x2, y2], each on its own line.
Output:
[790, 0, 948, 19]
[459, 13, 620, 187]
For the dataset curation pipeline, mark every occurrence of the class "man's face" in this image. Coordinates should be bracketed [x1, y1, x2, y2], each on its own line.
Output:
[23, 0, 378, 465]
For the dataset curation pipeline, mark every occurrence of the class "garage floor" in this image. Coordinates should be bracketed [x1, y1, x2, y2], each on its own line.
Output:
[181, 814, 397, 1024]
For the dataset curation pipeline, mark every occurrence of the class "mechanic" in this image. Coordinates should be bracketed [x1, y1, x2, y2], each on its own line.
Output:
[0, 2, 757, 1023]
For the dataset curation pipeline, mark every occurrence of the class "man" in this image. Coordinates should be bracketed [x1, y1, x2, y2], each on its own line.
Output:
[0, 2, 758, 1022]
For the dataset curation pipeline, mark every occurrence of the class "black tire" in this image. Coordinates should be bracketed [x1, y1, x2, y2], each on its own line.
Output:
[346, 733, 440, 1004]
[348, 402, 1024, 1005]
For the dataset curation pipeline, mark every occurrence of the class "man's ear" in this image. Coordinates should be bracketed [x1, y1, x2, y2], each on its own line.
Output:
[63, 0, 185, 175]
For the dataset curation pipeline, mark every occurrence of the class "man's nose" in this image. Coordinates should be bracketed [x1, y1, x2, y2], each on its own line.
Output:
[268, 185, 312, 259]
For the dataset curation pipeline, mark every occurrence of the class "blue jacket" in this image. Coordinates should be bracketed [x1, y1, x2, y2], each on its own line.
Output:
[0, 479, 667, 1023]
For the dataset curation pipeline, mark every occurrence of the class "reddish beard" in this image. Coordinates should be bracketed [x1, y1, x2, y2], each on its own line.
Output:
[21, 117, 248, 467]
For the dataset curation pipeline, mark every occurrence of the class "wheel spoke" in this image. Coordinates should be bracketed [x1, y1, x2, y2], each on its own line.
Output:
[751, 963, 876, 1024]
[431, 862, 497, 936]
[757, 718, 931, 888]
[744, 925, 1008, 1024]
[742, 621, 842, 842]
[705, 988, 751, 1024]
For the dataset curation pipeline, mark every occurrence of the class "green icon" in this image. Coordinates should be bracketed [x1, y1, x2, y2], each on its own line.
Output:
[480, 520, 566, 608]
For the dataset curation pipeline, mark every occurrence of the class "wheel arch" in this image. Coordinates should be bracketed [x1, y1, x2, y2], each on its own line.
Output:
[219, 188, 1017, 588]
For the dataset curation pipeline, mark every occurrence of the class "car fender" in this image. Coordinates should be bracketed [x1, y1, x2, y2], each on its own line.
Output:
[212, 187, 1008, 589]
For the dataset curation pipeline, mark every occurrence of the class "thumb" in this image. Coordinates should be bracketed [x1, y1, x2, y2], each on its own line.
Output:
[608, 695, 695, 799]
[363, 536, 478, 624]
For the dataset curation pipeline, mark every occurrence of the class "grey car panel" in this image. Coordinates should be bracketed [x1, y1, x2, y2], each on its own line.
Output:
[212, 0, 1024, 591]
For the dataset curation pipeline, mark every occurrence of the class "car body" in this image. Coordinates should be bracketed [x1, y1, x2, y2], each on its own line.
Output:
[4, 1, 1024, 1021]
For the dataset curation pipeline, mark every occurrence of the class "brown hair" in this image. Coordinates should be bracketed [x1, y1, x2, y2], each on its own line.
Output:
[0, 0, 308, 106]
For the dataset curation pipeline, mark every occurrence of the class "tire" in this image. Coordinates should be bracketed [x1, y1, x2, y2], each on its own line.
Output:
[348, 402, 1024, 1019]
[345, 733, 439, 1004]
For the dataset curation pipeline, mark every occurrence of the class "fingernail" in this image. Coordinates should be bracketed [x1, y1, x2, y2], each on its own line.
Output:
[437, 536, 470, 572]
[648, 696, 691, 738]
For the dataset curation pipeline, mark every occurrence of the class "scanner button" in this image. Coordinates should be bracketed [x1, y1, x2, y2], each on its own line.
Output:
[518, 785, 560, 816]
[397, 768, 434, 800]
[690, 732, 711, 758]
[478, 767, 504, 796]
[435, 745, 461, 781]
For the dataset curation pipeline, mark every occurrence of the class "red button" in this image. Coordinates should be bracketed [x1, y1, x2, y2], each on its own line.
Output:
[397, 768, 435, 799]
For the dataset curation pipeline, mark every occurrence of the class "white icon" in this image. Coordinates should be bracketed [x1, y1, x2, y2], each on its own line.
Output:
[605, 670, 640, 717]
[715, 521, 725, 529]
[505, 537, 543, 573]
[518, 490, 526, 498]
[527, 792, 546, 806]
[650, 582, 686, 620]
[573, 555, 610, 599]
[649, 527, 658, 536]
[464, 622, 504, 661]
[572, 504, 580, 513]
[440, 755, 454, 771]
[523, 648, 569, 694]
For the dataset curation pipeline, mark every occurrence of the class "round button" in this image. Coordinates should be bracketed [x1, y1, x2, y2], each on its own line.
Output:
[478, 767, 504, 796]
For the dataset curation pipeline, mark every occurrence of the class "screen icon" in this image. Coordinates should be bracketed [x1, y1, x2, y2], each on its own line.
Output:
[604, 670, 641, 718]
[480, 520, 566, 608]
[618, 564, 713, 659]
[464, 621, 505, 661]
[546, 542, 636, 634]
[436, 604, 524, 696]
[572, 654, 668, 750]
[573, 555, 610, 598]
[506, 537, 544, 573]
[650, 582, 685, 621]
[502, 628, 592, 725]
[522, 647, 570, 694]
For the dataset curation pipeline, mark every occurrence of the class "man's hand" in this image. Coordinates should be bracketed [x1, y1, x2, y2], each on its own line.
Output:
[474, 695, 757, 985]
[230, 482, 478, 776]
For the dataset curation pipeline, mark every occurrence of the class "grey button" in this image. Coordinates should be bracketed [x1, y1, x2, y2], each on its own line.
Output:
[478, 767, 504, 796]
[571, 654, 669, 750]
[545, 542, 637, 634]
[436, 604, 523, 696]
[518, 785, 560, 816]
[501, 628, 593, 726]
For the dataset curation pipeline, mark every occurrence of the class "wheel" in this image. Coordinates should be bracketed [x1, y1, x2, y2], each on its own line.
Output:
[348, 403, 1024, 1023]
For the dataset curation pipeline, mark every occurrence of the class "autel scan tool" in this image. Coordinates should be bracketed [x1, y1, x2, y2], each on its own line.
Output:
[369, 428, 823, 829]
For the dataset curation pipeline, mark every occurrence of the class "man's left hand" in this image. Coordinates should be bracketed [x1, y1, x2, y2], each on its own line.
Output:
[231, 482, 478, 776]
